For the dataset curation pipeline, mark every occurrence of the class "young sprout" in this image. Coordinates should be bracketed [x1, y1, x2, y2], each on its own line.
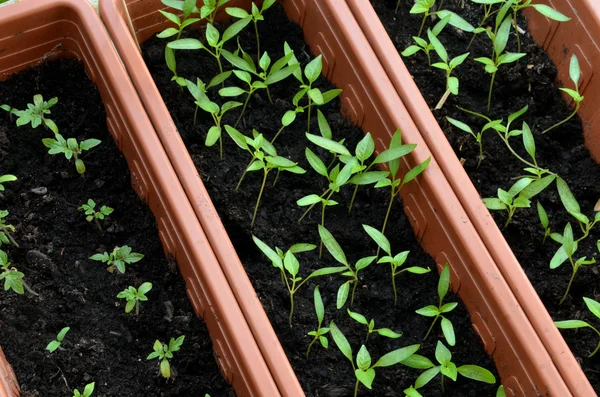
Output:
[415, 263, 457, 346]
[73, 382, 95, 397]
[79, 199, 113, 232]
[147, 336, 185, 379]
[0, 249, 24, 294]
[253, 236, 344, 326]
[402, 16, 450, 66]
[306, 285, 330, 357]
[0, 174, 17, 191]
[0, 210, 18, 247]
[468, 0, 506, 49]
[193, 92, 242, 159]
[117, 282, 153, 315]
[402, 341, 496, 392]
[408, 0, 474, 36]
[363, 224, 430, 304]
[42, 134, 101, 174]
[543, 54, 584, 134]
[509, 0, 570, 53]
[46, 327, 70, 353]
[157, 0, 200, 42]
[226, 0, 276, 59]
[329, 321, 420, 397]
[89, 245, 144, 274]
[409, 0, 437, 37]
[347, 309, 403, 342]
[1, 95, 59, 134]
[427, 29, 469, 109]
[446, 116, 485, 167]
[537, 202, 551, 243]
[200, 0, 230, 24]
[319, 225, 377, 309]
[226, 126, 305, 227]
[555, 297, 600, 357]
[185, 74, 232, 124]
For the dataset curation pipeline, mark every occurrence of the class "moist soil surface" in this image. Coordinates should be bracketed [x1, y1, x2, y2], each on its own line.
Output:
[142, 3, 499, 396]
[372, 0, 600, 391]
[0, 59, 234, 397]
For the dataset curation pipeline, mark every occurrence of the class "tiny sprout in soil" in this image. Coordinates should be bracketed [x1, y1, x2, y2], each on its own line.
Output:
[42, 134, 101, 174]
[555, 297, 600, 357]
[73, 382, 95, 397]
[79, 199, 113, 232]
[46, 326, 70, 353]
[0, 249, 24, 294]
[363, 224, 430, 305]
[1, 94, 59, 134]
[415, 263, 457, 346]
[226, 0, 275, 60]
[185, 73, 233, 125]
[0, 210, 18, 247]
[0, 174, 17, 191]
[147, 336, 185, 379]
[347, 309, 402, 342]
[89, 245, 144, 274]
[329, 320, 420, 397]
[402, 16, 450, 66]
[306, 285, 329, 357]
[117, 282, 153, 315]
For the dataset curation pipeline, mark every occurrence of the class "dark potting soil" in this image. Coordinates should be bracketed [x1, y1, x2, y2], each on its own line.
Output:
[142, 3, 499, 396]
[0, 59, 234, 397]
[371, 0, 600, 390]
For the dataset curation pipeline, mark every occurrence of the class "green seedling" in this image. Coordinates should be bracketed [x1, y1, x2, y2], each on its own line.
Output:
[306, 285, 330, 357]
[347, 309, 402, 342]
[468, 0, 506, 49]
[446, 116, 486, 167]
[0, 249, 24, 295]
[427, 29, 469, 109]
[147, 336, 185, 379]
[226, 0, 275, 59]
[157, 0, 200, 41]
[543, 54, 584, 134]
[46, 327, 70, 353]
[200, 0, 230, 24]
[497, 385, 507, 397]
[1, 95, 59, 134]
[319, 225, 376, 309]
[0, 174, 17, 191]
[89, 245, 144, 274]
[537, 202, 552, 243]
[79, 199, 113, 232]
[185, 73, 233, 124]
[402, 341, 496, 392]
[73, 382, 95, 397]
[555, 297, 600, 357]
[330, 321, 420, 397]
[220, 45, 299, 126]
[408, 0, 474, 36]
[168, 18, 251, 74]
[363, 224, 430, 305]
[402, 16, 451, 66]
[509, 0, 570, 52]
[252, 236, 344, 326]
[415, 263, 457, 346]
[226, 126, 305, 227]
[117, 282, 153, 315]
[42, 134, 101, 174]
[0, 210, 18, 247]
[474, 14, 526, 111]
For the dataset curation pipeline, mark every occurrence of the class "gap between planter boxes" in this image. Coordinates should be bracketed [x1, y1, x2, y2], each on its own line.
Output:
[100, 0, 575, 395]
[345, 0, 600, 395]
[0, 0, 279, 396]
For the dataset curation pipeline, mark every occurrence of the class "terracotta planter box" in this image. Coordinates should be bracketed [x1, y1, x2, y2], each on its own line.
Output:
[346, 0, 600, 396]
[0, 0, 278, 396]
[99, 0, 577, 395]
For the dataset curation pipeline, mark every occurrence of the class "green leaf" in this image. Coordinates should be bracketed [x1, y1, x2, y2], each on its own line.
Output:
[415, 366, 441, 388]
[441, 302, 458, 313]
[296, 194, 323, 207]
[403, 157, 431, 184]
[356, 133, 375, 162]
[537, 202, 549, 229]
[305, 55, 323, 83]
[568, 54, 581, 86]
[388, 129, 403, 178]
[374, 344, 420, 367]
[226, 7, 249, 18]
[457, 365, 496, 384]
[441, 317, 455, 346]
[550, 245, 569, 269]
[355, 368, 376, 389]
[441, 361, 458, 381]
[306, 266, 346, 280]
[531, 4, 570, 22]
[159, 10, 181, 26]
[402, 46, 422, 57]
[349, 171, 389, 185]
[337, 281, 351, 309]
[80, 139, 101, 151]
[283, 251, 300, 277]
[222, 18, 251, 43]
[555, 319, 591, 329]
[205, 126, 221, 147]
[401, 354, 435, 369]
[521, 121, 536, 161]
[520, 175, 555, 199]
[363, 224, 391, 255]
[497, 385, 507, 397]
[306, 133, 351, 156]
[75, 160, 86, 174]
[508, 105, 528, 125]
[584, 297, 600, 320]
[376, 328, 402, 338]
[446, 117, 475, 136]
[304, 148, 327, 177]
[252, 235, 283, 270]
[498, 52, 526, 66]
[282, 110, 297, 127]
[435, 341, 452, 364]
[157, 27, 179, 38]
[348, 309, 368, 325]
[406, 266, 430, 274]
[415, 305, 440, 317]
[219, 87, 246, 97]
[321, 89, 342, 104]
[485, 197, 508, 211]
[404, 386, 424, 397]
[427, 29, 447, 63]
[316, 110, 332, 139]
[450, 53, 469, 69]
[438, 263, 450, 300]
[557, 177, 581, 214]
[495, 16, 512, 56]
[373, 145, 416, 165]
[168, 38, 203, 50]
[46, 340, 60, 353]
[57, 327, 70, 341]
[507, 178, 533, 197]
[329, 321, 353, 363]
[356, 345, 372, 370]
[437, 10, 475, 32]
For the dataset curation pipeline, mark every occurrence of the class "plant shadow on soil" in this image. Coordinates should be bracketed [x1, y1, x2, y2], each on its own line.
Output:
[371, 0, 600, 391]
[142, 3, 499, 396]
[0, 59, 235, 397]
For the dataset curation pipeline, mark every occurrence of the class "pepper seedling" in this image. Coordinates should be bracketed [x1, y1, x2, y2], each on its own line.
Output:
[226, 0, 275, 60]
[555, 297, 600, 357]
[319, 225, 377, 309]
[330, 320, 420, 397]
[347, 309, 403, 342]
[363, 224, 430, 305]
[408, 0, 474, 36]
[0, 174, 17, 191]
[543, 54, 584, 134]
[0, 249, 24, 294]
[509, 0, 570, 52]
[402, 16, 451, 66]
[73, 382, 95, 397]
[468, 0, 506, 49]
[46, 327, 70, 353]
[402, 341, 496, 392]
[185, 74, 232, 124]
[193, 92, 242, 159]
[537, 202, 552, 243]
[42, 134, 101, 174]
[157, 0, 200, 42]
[306, 285, 330, 357]
[0, 210, 18, 247]
[252, 235, 344, 326]
[89, 245, 144, 274]
[200, 0, 230, 24]
[117, 282, 153, 315]
[415, 263, 457, 346]
[79, 199, 113, 232]
[226, 126, 305, 227]
[147, 336, 185, 379]
[1, 94, 59, 134]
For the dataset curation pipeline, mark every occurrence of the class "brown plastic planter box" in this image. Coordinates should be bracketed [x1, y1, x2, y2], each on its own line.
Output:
[346, 0, 600, 396]
[0, 0, 279, 396]
[100, 0, 574, 396]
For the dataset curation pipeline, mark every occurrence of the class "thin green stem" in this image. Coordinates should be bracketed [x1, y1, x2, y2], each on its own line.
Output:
[395, 0, 401, 13]
[266, 86, 273, 104]
[219, 135, 223, 160]
[319, 190, 335, 257]
[487, 71, 496, 112]
[194, 105, 199, 125]
[94, 217, 103, 233]
[254, 21, 260, 61]
[235, 91, 252, 128]
[135, 301, 140, 316]
[441, 373, 446, 393]
[392, 267, 398, 306]
[424, 315, 440, 340]
[299, 189, 330, 223]
[381, 188, 397, 238]
[559, 260, 578, 305]
[251, 170, 269, 228]
[236, 156, 255, 191]
[216, 54, 224, 75]
[438, 0, 445, 9]
[350, 277, 359, 307]
[348, 184, 360, 213]
[354, 379, 360, 397]
[271, 124, 286, 144]
[542, 103, 580, 134]
[0, 226, 18, 247]
[418, 12, 428, 37]
[306, 336, 318, 358]
[588, 329, 600, 358]
[273, 169, 281, 187]
[476, 138, 483, 168]
[289, 290, 295, 327]
[307, 96, 312, 134]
